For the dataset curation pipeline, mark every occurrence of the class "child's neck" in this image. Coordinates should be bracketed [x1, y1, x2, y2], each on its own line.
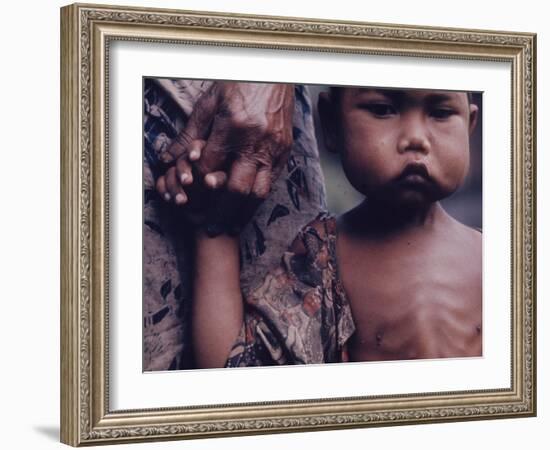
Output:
[343, 198, 447, 238]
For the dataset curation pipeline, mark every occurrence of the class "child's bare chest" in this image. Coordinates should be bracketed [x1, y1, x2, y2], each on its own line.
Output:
[338, 236, 482, 362]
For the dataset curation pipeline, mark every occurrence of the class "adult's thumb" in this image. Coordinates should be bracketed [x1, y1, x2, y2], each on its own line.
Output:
[161, 86, 218, 163]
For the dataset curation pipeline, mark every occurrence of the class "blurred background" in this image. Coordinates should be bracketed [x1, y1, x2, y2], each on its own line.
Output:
[308, 85, 483, 230]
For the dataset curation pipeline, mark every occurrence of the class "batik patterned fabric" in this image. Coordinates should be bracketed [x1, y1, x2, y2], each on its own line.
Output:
[143, 78, 327, 370]
[226, 213, 356, 367]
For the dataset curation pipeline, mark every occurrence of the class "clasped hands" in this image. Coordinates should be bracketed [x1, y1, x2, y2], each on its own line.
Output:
[155, 81, 295, 236]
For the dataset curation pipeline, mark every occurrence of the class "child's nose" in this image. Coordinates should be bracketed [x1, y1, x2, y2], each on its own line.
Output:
[397, 113, 431, 155]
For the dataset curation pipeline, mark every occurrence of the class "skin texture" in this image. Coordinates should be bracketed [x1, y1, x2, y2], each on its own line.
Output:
[319, 88, 482, 361]
[336, 204, 482, 361]
[192, 231, 242, 368]
[155, 81, 295, 234]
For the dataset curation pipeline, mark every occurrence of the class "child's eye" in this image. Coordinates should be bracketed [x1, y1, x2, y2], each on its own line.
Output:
[361, 103, 397, 118]
[430, 108, 456, 120]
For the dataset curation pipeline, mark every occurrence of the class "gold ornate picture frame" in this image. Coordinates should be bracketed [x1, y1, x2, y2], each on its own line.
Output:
[60, 2, 536, 446]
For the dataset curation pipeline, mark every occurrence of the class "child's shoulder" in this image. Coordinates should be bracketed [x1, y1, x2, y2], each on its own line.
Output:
[456, 220, 482, 240]
[447, 218, 482, 256]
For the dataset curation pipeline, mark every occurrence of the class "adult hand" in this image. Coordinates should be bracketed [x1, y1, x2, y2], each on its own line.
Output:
[158, 82, 295, 234]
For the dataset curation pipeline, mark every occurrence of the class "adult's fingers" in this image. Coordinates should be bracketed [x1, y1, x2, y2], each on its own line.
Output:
[226, 158, 258, 197]
[204, 171, 228, 190]
[160, 87, 218, 164]
[192, 117, 238, 176]
[188, 139, 206, 161]
[251, 165, 273, 200]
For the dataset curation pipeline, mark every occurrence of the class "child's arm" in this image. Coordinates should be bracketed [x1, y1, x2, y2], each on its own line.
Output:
[192, 230, 243, 368]
[155, 140, 249, 368]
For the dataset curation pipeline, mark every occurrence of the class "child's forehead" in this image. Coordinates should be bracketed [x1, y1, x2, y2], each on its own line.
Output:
[343, 87, 468, 102]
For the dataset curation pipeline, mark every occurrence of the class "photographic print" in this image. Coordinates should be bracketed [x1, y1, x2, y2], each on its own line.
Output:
[143, 79, 483, 371]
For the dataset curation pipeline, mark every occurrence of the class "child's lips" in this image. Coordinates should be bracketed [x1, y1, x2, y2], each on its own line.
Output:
[401, 173, 429, 184]
[396, 163, 431, 181]
[394, 163, 434, 191]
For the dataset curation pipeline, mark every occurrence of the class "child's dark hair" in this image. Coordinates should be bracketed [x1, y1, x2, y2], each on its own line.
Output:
[329, 86, 474, 104]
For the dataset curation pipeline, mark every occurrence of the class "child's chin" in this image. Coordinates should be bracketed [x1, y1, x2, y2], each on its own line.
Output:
[367, 185, 440, 210]
[392, 189, 435, 209]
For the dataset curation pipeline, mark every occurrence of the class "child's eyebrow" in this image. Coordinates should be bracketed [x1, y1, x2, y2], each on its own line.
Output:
[357, 88, 405, 102]
[355, 89, 464, 106]
[423, 93, 460, 105]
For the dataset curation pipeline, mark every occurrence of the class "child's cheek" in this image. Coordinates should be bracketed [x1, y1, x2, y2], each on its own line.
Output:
[436, 135, 471, 192]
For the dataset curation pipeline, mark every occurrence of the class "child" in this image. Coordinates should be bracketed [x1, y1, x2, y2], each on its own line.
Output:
[159, 87, 482, 368]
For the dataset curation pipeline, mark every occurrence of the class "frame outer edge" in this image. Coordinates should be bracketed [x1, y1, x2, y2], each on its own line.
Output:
[528, 33, 536, 416]
[59, 2, 537, 445]
[61, 3, 81, 447]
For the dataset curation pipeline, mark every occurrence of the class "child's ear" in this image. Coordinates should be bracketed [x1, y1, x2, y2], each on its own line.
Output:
[318, 91, 339, 153]
[469, 103, 479, 135]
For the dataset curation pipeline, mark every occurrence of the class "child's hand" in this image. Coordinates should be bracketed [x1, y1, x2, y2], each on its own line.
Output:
[155, 139, 228, 221]
[156, 139, 201, 206]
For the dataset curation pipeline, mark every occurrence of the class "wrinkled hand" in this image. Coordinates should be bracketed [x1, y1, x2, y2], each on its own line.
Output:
[157, 81, 295, 234]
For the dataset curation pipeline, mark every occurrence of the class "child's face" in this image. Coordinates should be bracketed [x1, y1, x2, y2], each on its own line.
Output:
[322, 88, 478, 208]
